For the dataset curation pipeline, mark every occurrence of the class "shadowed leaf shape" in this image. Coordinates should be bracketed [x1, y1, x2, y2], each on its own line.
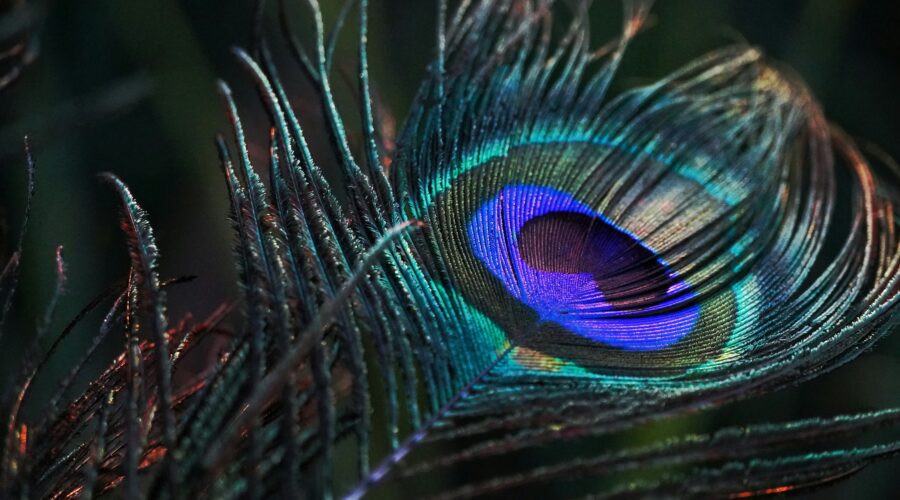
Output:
[1, 1, 900, 499]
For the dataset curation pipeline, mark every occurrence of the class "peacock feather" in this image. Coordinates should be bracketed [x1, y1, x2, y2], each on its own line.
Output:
[2, 0, 900, 498]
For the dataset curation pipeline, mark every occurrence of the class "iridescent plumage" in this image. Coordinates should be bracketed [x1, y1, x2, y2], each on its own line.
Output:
[1, 1, 900, 498]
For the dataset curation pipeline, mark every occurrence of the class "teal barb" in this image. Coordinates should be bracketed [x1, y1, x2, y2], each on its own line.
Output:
[3, 0, 900, 499]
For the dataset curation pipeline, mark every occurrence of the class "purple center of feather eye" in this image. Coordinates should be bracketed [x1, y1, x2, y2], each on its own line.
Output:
[467, 185, 699, 351]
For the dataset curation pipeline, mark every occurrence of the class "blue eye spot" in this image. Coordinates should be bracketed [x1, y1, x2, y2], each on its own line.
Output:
[467, 185, 699, 351]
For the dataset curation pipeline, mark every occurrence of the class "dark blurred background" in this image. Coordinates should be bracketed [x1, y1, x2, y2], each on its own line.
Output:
[1, 0, 899, 497]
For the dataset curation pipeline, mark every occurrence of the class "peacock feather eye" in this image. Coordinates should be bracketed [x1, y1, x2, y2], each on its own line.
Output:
[469, 184, 701, 351]
[410, 98, 782, 375]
